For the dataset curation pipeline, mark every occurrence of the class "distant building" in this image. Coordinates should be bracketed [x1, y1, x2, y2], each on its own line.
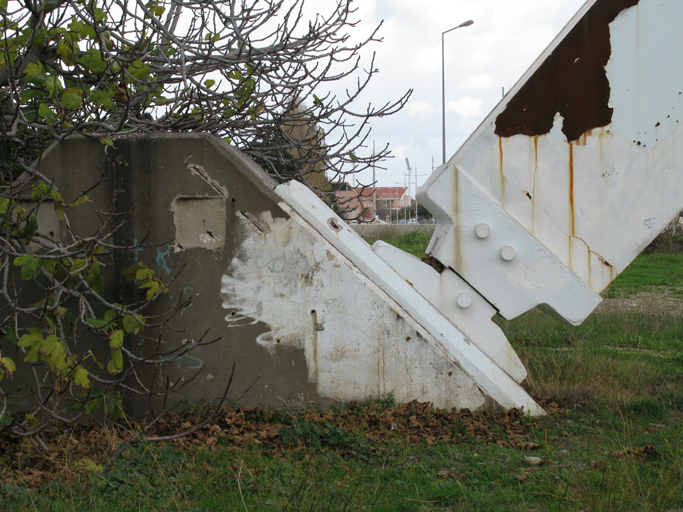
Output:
[354, 187, 409, 221]
[335, 189, 369, 221]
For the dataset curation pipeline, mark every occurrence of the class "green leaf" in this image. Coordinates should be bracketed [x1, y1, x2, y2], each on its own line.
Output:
[122, 314, 143, 335]
[0, 197, 9, 215]
[87, 350, 105, 370]
[40, 335, 67, 369]
[50, 190, 63, 204]
[73, 366, 90, 388]
[0, 413, 13, 428]
[0, 355, 16, 376]
[79, 49, 106, 73]
[107, 349, 123, 374]
[38, 103, 55, 122]
[69, 195, 90, 208]
[23, 213, 38, 241]
[24, 340, 42, 363]
[204, 79, 215, 88]
[136, 267, 154, 281]
[31, 180, 50, 201]
[61, 88, 82, 110]
[69, 259, 87, 273]
[86, 318, 108, 329]
[16, 255, 43, 280]
[91, 90, 114, 109]
[77, 388, 104, 414]
[93, 8, 107, 22]
[108, 329, 124, 350]
[6, 327, 19, 345]
[43, 260, 57, 274]
[127, 60, 150, 81]
[98, 137, 114, 147]
[24, 61, 43, 77]
[18, 330, 43, 349]
[104, 391, 123, 421]
[45, 314, 58, 334]
[57, 44, 75, 66]
[14, 255, 34, 267]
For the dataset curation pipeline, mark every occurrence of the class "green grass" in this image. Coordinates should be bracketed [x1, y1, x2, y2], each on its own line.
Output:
[4, 233, 683, 511]
[364, 228, 434, 258]
[604, 252, 683, 297]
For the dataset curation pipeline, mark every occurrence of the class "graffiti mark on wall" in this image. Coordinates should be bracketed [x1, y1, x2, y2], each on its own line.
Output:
[132, 238, 144, 262]
[156, 243, 173, 275]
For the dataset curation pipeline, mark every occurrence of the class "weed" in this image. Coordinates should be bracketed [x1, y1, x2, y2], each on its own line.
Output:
[365, 391, 398, 411]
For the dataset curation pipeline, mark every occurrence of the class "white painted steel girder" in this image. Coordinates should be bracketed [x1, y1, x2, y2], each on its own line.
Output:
[419, 0, 683, 324]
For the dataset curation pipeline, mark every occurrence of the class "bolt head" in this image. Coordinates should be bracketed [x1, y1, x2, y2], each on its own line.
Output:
[457, 293, 472, 308]
[501, 246, 516, 261]
[475, 223, 491, 239]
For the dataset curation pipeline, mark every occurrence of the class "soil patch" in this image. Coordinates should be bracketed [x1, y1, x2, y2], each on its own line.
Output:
[597, 289, 683, 316]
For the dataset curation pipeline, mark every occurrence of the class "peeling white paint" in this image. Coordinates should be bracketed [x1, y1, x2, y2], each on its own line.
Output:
[220, 210, 488, 410]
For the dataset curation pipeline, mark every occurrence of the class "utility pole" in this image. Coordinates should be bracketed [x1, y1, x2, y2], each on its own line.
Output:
[442, 20, 474, 164]
[372, 141, 377, 221]
[405, 158, 413, 222]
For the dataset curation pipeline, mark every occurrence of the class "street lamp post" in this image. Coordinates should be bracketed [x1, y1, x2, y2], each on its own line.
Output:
[442, 19, 474, 165]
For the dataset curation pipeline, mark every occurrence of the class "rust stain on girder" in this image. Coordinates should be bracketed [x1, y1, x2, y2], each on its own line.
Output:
[498, 137, 506, 206]
[569, 143, 575, 238]
[495, 0, 641, 142]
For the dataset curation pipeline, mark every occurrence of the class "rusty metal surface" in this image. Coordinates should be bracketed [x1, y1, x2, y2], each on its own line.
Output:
[495, 0, 640, 142]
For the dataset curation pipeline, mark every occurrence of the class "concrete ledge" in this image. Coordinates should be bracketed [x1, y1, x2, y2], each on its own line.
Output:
[349, 224, 436, 240]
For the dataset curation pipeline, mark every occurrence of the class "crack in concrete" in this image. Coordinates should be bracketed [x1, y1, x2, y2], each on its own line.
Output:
[186, 162, 229, 197]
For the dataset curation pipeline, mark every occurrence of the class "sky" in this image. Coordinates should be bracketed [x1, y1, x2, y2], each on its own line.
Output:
[324, 0, 587, 197]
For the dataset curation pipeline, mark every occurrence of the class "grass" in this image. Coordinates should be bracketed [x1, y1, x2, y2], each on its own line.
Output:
[364, 227, 434, 258]
[3, 232, 683, 511]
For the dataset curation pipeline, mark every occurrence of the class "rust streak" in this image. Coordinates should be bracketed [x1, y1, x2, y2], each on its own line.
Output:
[569, 143, 575, 237]
[495, 0, 641, 142]
[532, 137, 538, 232]
[499, 137, 506, 206]
[568, 143, 575, 269]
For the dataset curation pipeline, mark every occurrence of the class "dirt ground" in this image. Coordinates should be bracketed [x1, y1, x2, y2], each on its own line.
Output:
[596, 289, 683, 316]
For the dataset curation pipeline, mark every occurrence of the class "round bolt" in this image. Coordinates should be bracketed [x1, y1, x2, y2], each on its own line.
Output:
[501, 246, 516, 261]
[475, 223, 491, 239]
[457, 293, 472, 308]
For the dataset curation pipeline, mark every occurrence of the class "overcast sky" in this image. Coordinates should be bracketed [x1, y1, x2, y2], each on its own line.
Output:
[326, 0, 587, 196]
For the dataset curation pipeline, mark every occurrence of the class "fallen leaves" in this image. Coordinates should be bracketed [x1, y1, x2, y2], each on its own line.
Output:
[0, 399, 543, 488]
